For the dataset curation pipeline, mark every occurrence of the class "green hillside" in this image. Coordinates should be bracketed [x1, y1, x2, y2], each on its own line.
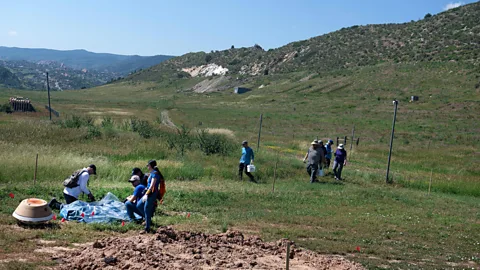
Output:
[0, 66, 22, 89]
[128, 2, 479, 86]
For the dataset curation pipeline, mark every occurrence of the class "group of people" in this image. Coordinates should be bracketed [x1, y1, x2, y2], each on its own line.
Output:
[49, 160, 165, 233]
[303, 139, 347, 183]
[47, 139, 346, 233]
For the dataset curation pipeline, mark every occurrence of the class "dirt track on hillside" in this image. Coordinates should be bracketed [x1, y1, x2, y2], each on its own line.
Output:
[54, 226, 364, 269]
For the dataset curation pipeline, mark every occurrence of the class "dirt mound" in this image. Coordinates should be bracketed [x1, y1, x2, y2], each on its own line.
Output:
[55, 226, 364, 269]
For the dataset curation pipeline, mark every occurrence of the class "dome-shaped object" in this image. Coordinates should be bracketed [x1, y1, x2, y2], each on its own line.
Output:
[12, 198, 53, 224]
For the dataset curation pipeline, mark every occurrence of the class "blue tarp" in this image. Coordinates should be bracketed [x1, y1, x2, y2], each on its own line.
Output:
[60, 192, 138, 223]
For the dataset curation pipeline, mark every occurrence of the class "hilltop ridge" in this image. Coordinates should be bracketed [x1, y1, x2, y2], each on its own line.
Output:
[127, 2, 479, 89]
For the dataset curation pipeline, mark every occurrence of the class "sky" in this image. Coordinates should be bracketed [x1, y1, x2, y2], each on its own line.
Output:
[0, 0, 477, 56]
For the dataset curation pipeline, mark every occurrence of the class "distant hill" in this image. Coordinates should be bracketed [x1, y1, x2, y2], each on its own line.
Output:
[0, 60, 116, 90]
[0, 66, 22, 89]
[0, 47, 174, 76]
[127, 1, 480, 88]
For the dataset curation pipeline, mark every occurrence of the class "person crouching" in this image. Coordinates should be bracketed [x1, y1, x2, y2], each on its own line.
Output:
[124, 175, 146, 223]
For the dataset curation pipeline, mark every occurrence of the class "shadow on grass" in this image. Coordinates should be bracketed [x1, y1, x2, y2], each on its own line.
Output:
[16, 221, 61, 230]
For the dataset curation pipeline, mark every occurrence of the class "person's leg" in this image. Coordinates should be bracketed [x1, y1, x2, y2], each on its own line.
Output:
[326, 158, 331, 169]
[136, 200, 146, 217]
[238, 163, 245, 180]
[307, 164, 312, 176]
[337, 163, 344, 180]
[144, 194, 157, 232]
[48, 198, 63, 210]
[125, 201, 136, 220]
[333, 161, 339, 179]
[244, 164, 256, 182]
[63, 193, 77, 204]
[310, 164, 318, 183]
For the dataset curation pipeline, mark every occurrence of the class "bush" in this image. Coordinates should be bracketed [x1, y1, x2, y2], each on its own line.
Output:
[103, 126, 118, 138]
[101, 117, 114, 128]
[86, 125, 102, 139]
[61, 115, 94, 129]
[205, 55, 213, 63]
[0, 103, 13, 114]
[167, 125, 193, 157]
[197, 129, 236, 156]
[130, 118, 154, 138]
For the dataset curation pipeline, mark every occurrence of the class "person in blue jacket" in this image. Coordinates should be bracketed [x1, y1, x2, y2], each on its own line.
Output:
[137, 159, 164, 233]
[239, 141, 256, 183]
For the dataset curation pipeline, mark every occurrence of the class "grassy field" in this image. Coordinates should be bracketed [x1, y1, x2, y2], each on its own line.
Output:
[0, 62, 479, 269]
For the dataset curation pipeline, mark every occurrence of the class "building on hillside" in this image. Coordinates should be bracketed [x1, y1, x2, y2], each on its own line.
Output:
[234, 87, 251, 94]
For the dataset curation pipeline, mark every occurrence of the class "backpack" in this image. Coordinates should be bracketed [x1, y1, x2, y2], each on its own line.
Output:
[63, 169, 87, 188]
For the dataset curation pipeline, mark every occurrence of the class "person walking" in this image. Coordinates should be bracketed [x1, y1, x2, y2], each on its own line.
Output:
[325, 139, 334, 169]
[333, 144, 347, 180]
[303, 141, 321, 183]
[317, 140, 327, 170]
[124, 175, 146, 222]
[137, 160, 164, 233]
[239, 141, 256, 183]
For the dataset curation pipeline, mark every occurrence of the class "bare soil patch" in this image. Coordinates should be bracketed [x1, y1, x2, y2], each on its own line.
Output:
[54, 226, 364, 269]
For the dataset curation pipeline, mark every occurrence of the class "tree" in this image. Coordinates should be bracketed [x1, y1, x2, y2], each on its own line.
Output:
[424, 13, 432, 19]
[205, 54, 213, 63]
[231, 45, 235, 49]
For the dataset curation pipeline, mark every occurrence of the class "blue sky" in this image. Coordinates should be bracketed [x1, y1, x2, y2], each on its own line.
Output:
[0, 0, 477, 56]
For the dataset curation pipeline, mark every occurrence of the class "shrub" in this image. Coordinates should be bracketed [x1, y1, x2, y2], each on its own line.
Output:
[86, 125, 102, 139]
[61, 115, 93, 128]
[101, 117, 114, 128]
[0, 103, 13, 114]
[167, 125, 193, 157]
[205, 55, 213, 63]
[197, 129, 236, 156]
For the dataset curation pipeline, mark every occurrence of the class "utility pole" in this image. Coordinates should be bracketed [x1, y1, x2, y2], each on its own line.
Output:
[350, 125, 355, 151]
[47, 72, 52, 121]
[386, 100, 398, 183]
[257, 113, 263, 152]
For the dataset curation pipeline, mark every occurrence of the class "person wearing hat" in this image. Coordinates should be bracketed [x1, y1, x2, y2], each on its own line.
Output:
[62, 164, 97, 204]
[239, 141, 256, 183]
[333, 144, 347, 180]
[325, 140, 334, 170]
[303, 140, 323, 183]
[125, 175, 147, 222]
[137, 159, 165, 233]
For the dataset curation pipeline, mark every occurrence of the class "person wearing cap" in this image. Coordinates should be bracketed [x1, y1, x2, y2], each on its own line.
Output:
[333, 144, 347, 180]
[325, 140, 334, 170]
[125, 175, 147, 222]
[62, 164, 97, 204]
[239, 141, 256, 183]
[137, 159, 165, 233]
[303, 140, 322, 183]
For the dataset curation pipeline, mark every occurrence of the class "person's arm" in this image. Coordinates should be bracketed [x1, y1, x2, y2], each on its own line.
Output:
[128, 187, 140, 203]
[142, 176, 157, 202]
[79, 172, 91, 196]
[303, 150, 309, 162]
